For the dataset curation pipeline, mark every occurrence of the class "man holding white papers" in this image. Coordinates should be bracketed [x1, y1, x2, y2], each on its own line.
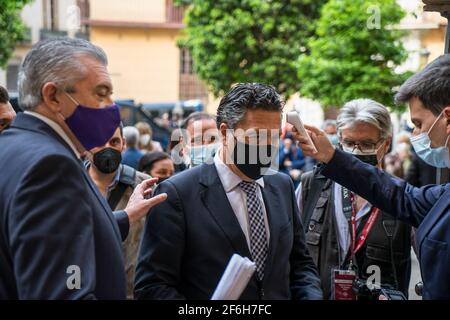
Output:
[135, 83, 323, 300]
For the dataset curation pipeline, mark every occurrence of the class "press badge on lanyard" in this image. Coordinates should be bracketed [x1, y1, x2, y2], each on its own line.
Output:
[333, 189, 380, 300]
[333, 268, 357, 300]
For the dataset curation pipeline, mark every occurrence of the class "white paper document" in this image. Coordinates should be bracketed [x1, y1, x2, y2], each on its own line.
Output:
[211, 253, 256, 300]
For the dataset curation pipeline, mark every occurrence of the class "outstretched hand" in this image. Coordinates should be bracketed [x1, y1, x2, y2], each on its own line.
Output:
[291, 124, 336, 164]
[125, 178, 167, 223]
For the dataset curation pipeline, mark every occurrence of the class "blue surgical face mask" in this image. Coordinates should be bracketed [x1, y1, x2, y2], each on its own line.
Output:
[410, 111, 450, 168]
[189, 143, 220, 166]
[327, 134, 339, 146]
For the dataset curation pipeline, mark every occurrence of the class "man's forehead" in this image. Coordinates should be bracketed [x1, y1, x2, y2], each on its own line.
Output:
[236, 117, 281, 131]
[233, 127, 281, 140]
[192, 118, 216, 130]
[78, 55, 112, 89]
[341, 125, 380, 141]
[409, 97, 436, 124]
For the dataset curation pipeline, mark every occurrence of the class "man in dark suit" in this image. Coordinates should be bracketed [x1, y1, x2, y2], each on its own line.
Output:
[294, 55, 450, 299]
[135, 83, 322, 300]
[0, 38, 166, 299]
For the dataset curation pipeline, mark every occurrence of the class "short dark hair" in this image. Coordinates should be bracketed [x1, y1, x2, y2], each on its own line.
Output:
[182, 112, 216, 129]
[138, 151, 171, 173]
[395, 54, 450, 116]
[216, 83, 284, 128]
[0, 86, 9, 104]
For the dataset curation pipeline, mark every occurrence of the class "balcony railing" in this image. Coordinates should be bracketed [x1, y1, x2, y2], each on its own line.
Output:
[166, 0, 186, 23]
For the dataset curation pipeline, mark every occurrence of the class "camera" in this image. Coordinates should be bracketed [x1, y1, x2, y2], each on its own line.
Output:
[353, 278, 407, 300]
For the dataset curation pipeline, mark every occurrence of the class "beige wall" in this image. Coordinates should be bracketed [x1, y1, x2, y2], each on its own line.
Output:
[90, 27, 181, 103]
[422, 27, 446, 62]
[90, 0, 165, 23]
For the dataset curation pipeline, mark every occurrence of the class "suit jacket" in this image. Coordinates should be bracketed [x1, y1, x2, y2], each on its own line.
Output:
[108, 165, 150, 300]
[0, 113, 127, 299]
[134, 162, 322, 300]
[321, 149, 450, 300]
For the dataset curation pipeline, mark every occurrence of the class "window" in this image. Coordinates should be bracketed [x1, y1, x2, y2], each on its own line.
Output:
[43, 0, 59, 31]
[179, 48, 208, 102]
[180, 47, 193, 75]
[6, 64, 19, 92]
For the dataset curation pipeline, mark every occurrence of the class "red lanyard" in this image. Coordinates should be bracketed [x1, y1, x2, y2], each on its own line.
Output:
[350, 194, 380, 259]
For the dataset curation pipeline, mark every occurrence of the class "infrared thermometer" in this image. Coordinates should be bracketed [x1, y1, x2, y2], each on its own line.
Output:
[286, 111, 318, 153]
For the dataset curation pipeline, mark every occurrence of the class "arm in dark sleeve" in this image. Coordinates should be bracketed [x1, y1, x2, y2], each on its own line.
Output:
[321, 149, 447, 227]
[9, 155, 97, 299]
[287, 177, 323, 300]
[134, 181, 186, 300]
[113, 210, 129, 241]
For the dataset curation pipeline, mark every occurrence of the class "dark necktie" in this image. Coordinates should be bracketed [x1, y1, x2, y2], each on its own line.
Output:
[239, 181, 268, 280]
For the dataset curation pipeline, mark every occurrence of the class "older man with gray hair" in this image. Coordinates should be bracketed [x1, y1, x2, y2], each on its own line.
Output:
[122, 126, 144, 170]
[0, 38, 166, 299]
[296, 98, 411, 300]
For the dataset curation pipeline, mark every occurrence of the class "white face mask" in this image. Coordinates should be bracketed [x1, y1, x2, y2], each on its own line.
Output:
[140, 134, 151, 147]
[410, 111, 450, 168]
[189, 143, 220, 167]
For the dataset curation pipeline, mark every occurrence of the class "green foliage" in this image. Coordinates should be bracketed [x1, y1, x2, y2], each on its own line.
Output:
[181, 0, 327, 97]
[174, 0, 192, 6]
[297, 0, 410, 109]
[0, 0, 33, 68]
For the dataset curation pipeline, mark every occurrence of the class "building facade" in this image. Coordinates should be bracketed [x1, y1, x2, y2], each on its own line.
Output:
[0, 0, 82, 94]
[84, 0, 209, 108]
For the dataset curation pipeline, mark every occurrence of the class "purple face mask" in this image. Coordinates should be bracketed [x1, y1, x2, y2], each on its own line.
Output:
[64, 92, 121, 151]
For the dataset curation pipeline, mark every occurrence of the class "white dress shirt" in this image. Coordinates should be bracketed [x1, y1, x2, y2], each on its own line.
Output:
[25, 111, 81, 159]
[214, 149, 270, 250]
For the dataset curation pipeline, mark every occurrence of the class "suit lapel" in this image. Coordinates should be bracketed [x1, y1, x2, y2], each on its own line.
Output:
[200, 164, 252, 258]
[80, 167, 123, 242]
[260, 179, 283, 281]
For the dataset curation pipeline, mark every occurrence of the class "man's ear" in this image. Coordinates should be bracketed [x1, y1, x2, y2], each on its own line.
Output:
[444, 106, 450, 135]
[41, 82, 61, 113]
[384, 137, 392, 155]
[219, 123, 229, 145]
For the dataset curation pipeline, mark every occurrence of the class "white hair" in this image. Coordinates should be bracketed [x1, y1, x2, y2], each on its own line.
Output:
[337, 99, 392, 140]
[123, 126, 140, 148]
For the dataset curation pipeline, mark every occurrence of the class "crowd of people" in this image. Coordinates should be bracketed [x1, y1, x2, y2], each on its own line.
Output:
[0, 37, 449, 300]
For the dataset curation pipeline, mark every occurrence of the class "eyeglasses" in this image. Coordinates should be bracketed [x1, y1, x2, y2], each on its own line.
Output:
[340, 138, 384, 154]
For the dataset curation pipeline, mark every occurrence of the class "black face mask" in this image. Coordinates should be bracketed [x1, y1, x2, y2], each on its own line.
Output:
[231, 140, 276, 180]
[339, 145, 379, 166]
[93, 147, 122, 174]
[353, 154, 379, 166]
